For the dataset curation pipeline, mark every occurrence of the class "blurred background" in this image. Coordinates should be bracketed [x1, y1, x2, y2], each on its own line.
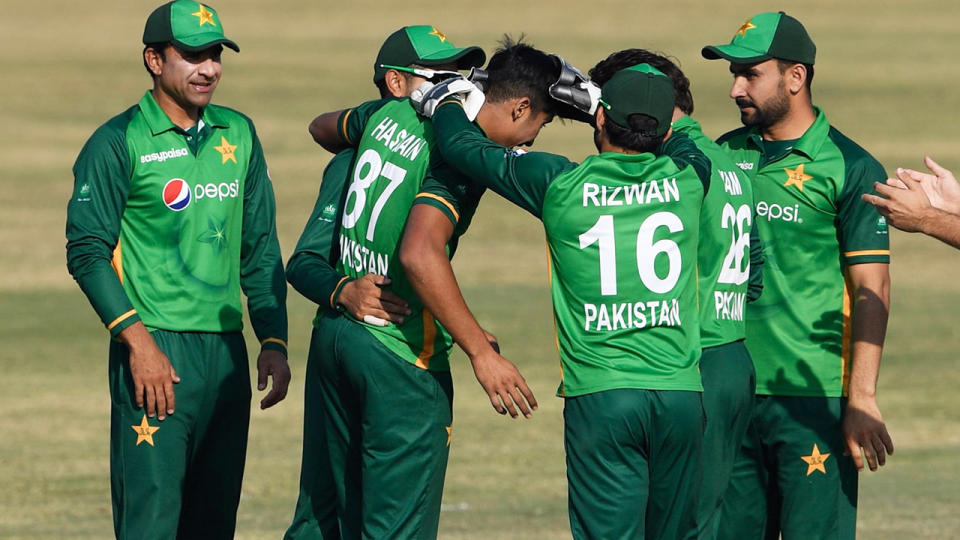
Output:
[2, 0, 959, 537]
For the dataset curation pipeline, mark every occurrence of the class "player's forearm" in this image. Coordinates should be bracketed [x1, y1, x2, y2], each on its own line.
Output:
[308, 111, 349, 153]
[287, 251, 351, 309]
[918, 209, 960, 250]
[399, 241, 492, 359]
[847, 265, 890, 399]
[67, 243, 141, 336]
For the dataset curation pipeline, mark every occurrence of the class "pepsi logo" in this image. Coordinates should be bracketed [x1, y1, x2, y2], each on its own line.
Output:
[162, 178, 191, 211]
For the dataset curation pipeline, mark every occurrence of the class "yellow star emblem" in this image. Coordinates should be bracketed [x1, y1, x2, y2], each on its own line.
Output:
[784, 163, 813, 191]
[736, 18, 757, 38]
[428, 27, 447, 43]
[214, 136, 237, 164]
[801, 443, 830, 476]
[445, 425, 453, 446]
[132, 414, 160, 446]
[192, 4, 217, 27]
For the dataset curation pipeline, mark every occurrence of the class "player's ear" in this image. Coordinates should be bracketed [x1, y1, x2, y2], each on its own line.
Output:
[384, 69, 406, 98]
[144, 46, 164, 77]
[512, 97, 532, 121]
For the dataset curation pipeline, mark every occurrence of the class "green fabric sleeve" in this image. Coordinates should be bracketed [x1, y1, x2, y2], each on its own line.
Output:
[431, 99, 575, 219]
[287, 149, 357, 309]
[337, 98, 396, 146]
[747, 221, 764, 302]
[66, 114, 142, 337]
[240, 120, 288, 355]
[836, 153, 891, 265]
[659, 131, 712, 196]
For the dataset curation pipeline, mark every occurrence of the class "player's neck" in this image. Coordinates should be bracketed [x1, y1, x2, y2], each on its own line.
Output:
[761, 101, 815, 142]
[152, 87, 202, 131]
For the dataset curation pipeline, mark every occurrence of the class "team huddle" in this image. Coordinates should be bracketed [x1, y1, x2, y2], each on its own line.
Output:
[66, 1, 894, 539]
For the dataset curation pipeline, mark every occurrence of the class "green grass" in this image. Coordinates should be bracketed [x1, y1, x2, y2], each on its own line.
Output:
[4, 0, 960, 537]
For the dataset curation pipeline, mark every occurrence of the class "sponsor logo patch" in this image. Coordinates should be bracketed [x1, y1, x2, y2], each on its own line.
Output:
[140, 147, 189, 164]
[162, 178, 191, 211]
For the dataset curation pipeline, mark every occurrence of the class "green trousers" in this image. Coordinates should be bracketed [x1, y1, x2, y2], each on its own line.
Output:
[285, 324, 342, 540]
[717, 395, 858, 540]
[109, 330, 251, 540]
[696, 340, 756, 540]
[317, 312, 453, 539]
[564, 388, 704, 540]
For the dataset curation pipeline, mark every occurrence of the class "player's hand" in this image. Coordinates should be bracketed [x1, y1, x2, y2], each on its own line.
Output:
[841, 395, 894, 472]
[469, 348, 537, 419]
[337, 274, 410, 327]
[410, 76, 485, 120]
[894, 157, 960, 214]
[122, 322, 180, 421]
[257, 349, 291, 409]
[862, 173, 938, 233]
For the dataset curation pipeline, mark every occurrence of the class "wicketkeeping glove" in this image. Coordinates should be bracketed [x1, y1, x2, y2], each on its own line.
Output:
[410, 75, 485, 120]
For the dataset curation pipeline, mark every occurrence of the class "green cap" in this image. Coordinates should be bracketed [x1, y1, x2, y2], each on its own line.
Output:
[143, 1, 239, 53]
[598, 64, 675, 137]
[373, 25, 485, 83]
[701, 11, 815, 65]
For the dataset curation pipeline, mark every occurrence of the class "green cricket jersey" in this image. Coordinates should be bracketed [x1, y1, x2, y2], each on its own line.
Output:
[717, 107, 889, 397]
[66, 91, 287, 353]
[429, 100, 711, 397]
[673, 116, 763, 349]
[325, 98, 485, 371]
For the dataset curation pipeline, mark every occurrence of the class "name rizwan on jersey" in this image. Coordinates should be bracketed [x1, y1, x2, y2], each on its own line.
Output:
[583, 178, 679, 207]
[339, 233, 389, 276]
[584, 299, 681, 332]
[368, 116, 427, 162]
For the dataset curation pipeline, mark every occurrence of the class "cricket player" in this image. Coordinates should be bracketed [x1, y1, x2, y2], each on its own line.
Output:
[416, 63, 712, 539]
[863, 157, 960, 249]
[65, 1, 289, 538]
[702, 11, 893, 539]
[589, 49, 763, 540]
[289, 38, 573, 538]
[284, 25, 484, 540]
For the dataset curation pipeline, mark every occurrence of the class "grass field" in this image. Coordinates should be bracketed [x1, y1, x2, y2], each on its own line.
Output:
[3, 0, 960, 537]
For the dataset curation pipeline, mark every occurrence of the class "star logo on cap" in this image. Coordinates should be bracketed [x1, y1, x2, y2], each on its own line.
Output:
[801, 443, 830, 476]
[192, 4, 217, 27]
[784, 163, 813, 191]
[736, 18, 757, 38]
[428, 27, 447, 42]
[215, 136, 237, 164]
[132, 414, 160, 446]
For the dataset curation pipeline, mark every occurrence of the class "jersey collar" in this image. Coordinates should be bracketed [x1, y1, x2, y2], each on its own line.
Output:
[137, 90, 230, 136]
[745, 106, 829, 162]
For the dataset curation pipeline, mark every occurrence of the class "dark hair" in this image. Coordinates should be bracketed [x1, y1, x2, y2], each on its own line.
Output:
[589, 49, 693, 115]
[484, 35, 559, 115]
[603, 112, 666, 153]
[776, 60, 814, 92]
[143, 43, 168, 77]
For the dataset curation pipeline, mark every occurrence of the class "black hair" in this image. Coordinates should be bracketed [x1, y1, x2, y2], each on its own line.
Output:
[603, 112, 666, 153]
[776, 59, 814, 92]
[143, 43, 168, 78]
[589, 49, 693, 115]
[484, 35, 559, 115]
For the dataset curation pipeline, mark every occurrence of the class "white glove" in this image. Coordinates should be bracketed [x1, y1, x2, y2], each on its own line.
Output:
[410, 76, 485, 120]
[580, 80, 602, 115]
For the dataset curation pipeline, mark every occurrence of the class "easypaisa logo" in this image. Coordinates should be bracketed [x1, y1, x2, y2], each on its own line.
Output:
[162, 178, 240, 211]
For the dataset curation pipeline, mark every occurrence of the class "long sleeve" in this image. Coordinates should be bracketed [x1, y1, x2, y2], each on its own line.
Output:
[431, 99, 575, 219]
[240, 121, 288, 354]
[66, 117, 141, 337]
[286, 149, 356, 309]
